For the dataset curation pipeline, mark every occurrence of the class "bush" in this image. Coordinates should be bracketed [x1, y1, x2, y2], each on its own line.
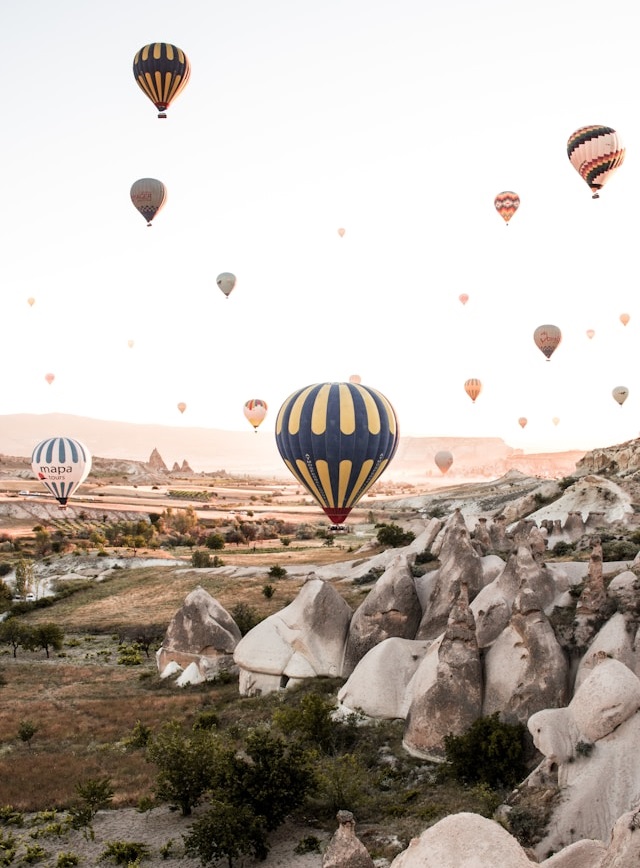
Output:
[230, 603, 260, 636]
[191, 550, 211, 568]
[184, 800, 268, 866]
[268, 565, 287, 579]
[443, 713, 527, 789]
[205, 533, 225, 550]
[98, 840, 150, 864]
[375, 523, 415, 548]
[262, 584, 275, 599]
[601, 539, 639, 561]
[550, 540, 574, 557]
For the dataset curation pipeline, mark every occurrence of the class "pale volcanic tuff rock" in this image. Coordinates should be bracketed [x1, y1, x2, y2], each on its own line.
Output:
[156, 586, 241, 681]
[321, 811, 374, 868]
[147, 447, 169, 473]
[341, 555, 422, 677]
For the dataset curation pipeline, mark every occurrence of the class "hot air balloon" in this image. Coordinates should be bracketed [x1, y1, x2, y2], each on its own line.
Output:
[434, 450, 453, 475]
[534, 324, 562, 361]
[459, 293, 469, 306]
[27, 297, 35, 307]
[552, 417, 560, 426]
[127, 339, 134, 349]
[217, 272, 236, 298]
[349, 374, 362, 384]
[31, 436, 92, 508]
[337, 228, 346, 237]
[130, 178, 167, 226]
[586, 329, 595, 339]
[132, 43, 191, 119]
[612, 386, 629, 406]
[44, 373, 55, 385]
[620, 313, 630, 326]
[518, 417, 527, 429]
[244, 399, 268, 432]
[567, 126, 625, 199]
[464, 379, 482, 403]
[275, 381, 399, 525]
[177, 402, 186, 414]
[494, 191, 520, 224]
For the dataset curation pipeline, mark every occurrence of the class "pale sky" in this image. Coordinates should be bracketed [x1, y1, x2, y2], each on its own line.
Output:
[2, 0, 640, 456]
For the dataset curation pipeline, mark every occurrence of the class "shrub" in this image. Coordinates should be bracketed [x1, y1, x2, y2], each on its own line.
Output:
[191, 550, 211, 568]
[184, 800, 268, 866]
[375, 523, 415, 548]
[56, 853, 79, 867]
[262, 584, 275, 599]
[98, 840, 150, 864]
[443, 713, 527, 789]
[550, 540, 574, 557]
[117, 644, 143, 666]
[18, 719, 38, 747]
[601, 539, 639, 561]
[204, 533, 225, 550]
[268, 565, 287, 579]
[230, 603, 260, 636]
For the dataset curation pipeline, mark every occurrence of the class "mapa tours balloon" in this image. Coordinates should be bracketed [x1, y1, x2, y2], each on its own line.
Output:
[349, 374, 362, 384]
[133, 42, 191, 119]
[612, 386, 629, 406]
[44, 373, 55, 385]
[494, 191, 520, 224]
[337, 228, 346, 237]
[534, 324, 562, 361]
[31, 436, 91, 508]
[130, 178, 167, 226]
[567, 126, 625, 199]
[217, 272, 236, 298]
[620, 313, 630, 326]
[518, 417, 528, 429]
[459, 293, 469, 306]
[244, 399, 268, 432]
[177, 402, 186, 414]
[275, 381, 399, 525]
[464, 379, 482, 403]
[586, 329, 595, 339]
[434, 450, 453, 475]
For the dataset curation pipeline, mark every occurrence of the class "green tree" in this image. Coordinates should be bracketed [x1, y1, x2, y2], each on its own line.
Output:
[184, 800, 268, 867]
[191, 549, 211, 568]
[25, 622, 64, 658]
[205, 533, 225, 550]
[375, 523, 416, 548]
[0, 619, 33, 657]
[14, 558, 34, 599]
[443, 713, 527, 789]
[0, 580, 12, 612]
[18, 719, 38, 748]
[146, 721, 222, 816]
[68, 777, 114, 839]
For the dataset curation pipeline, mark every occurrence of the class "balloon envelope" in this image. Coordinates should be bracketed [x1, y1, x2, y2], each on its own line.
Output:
[464, 379, 482, 403]
[494, 191, 520, 224]
[130, 178, 167, 226]
[217, 272, 236, 298]
[27, 297, 35, 307]
[534, 324, 562, 360]
[244, 399, 268, 431]
[586, 329, 595, 339]
[348, 374, 362, 384]
[337, 228, 346, 237]
[620, 313, 630, 326]
[612, 386, 629, 406]
[567, 125, 625, 198]
[459, 293, 469, 305]
[518, 417, 527, 429]
[552, 417, 560, 426]
[44, 373, 55, 385]
[127, 339, 134, 349]
[31, 436, 92, 507]
[177, 402, 186, 414]
[434, 450, 453, 475]
[275, 381, 399, 525]
[132, 42, 191, 118]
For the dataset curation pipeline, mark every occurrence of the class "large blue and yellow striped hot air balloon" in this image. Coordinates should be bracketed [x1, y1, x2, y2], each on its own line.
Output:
[31, 437, 92, 508]
[567, 126, 625, 199]
[133, 43, 191, 119]
[275, 382, 399, 525]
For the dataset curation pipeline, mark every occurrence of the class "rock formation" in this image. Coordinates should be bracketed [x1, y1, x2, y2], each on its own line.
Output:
[322, 811, 374, 868]
[148, 448, 169, 473]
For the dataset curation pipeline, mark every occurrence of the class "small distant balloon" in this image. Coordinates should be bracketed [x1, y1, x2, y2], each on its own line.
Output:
[464, 379, 482, 403]
[130, 178, 167, 226]
[586, 329, 595, 339]
[127, 339, 134, 349]
[217, 272, 236, 298]
[44, 373, 55, 385]
[458, 293, 469, 306]
[620, 313, 630, 326]
[612, 386, 629, 406]
[494, 191, 520, 224]
[552, 417, 560, 426]
[31, 436, 92, 508]
[518, 417, 527, 429]
[177, 402, 187, 414]
[132, 42, 191, 119]
[244, 399, 268, 432]
[27, 297, 35, 307]
[567, 125, 625, 199]
[434, 450, 453, 475]
[337, 228, 346, 237]
[348, 374, 362, 384]
[534, 324, 562, 361]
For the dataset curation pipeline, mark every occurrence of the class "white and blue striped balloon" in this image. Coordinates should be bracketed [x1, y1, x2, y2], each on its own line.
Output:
[31, 437, 92, 507]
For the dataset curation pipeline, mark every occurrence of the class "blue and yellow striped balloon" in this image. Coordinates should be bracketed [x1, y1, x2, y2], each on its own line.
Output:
[275, 382, 399, 525]
[31, 437, 92, 507]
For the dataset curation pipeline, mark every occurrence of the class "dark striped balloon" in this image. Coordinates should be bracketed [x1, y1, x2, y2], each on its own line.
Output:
[275, 382, 399, 524]
[567, 125, 625, 198]
[133, 43, 191, 118]
[31, 437, 92, 507]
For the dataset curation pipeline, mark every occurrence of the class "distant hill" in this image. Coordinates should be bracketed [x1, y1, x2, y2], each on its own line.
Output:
[0, 414, 586, 481]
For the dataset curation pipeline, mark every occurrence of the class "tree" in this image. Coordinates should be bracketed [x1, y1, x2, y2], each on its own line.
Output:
[14, 558, 34, 599]
[183, 800, 268, 868]
[25, 622, 64, 658]
[443, 713, 527, 789]
[18, 719, 38, 748]
[375, 523, 415, 548]
[191, 549, 211, 568]
[0, 619, 33, 657]
[205, 532, 225, 550]
[146, 721, 222, 816]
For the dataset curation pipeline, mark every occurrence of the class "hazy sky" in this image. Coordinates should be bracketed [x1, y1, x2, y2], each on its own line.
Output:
[2, 0, 640, 455]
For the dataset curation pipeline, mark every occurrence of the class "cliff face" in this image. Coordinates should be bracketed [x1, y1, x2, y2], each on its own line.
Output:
[576, 437, 640, 476]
